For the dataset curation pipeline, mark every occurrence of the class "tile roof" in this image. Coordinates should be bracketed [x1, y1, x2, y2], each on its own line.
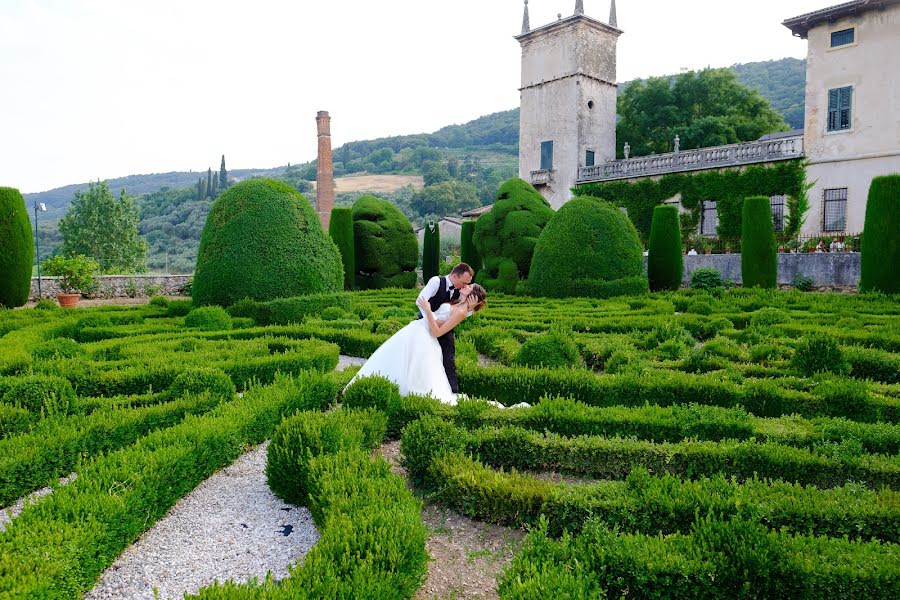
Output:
[783, 0, 900, 38]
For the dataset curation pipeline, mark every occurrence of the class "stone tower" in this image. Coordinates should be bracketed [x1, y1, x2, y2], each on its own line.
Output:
[315, 111, 335, 230]
[517, 1, 622, 208]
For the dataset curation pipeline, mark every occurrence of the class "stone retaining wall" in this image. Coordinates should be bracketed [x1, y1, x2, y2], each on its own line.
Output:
[30, 275, 191, 300]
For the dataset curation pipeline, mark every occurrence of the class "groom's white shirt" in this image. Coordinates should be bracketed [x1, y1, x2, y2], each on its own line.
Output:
[417, 275, 453, 306]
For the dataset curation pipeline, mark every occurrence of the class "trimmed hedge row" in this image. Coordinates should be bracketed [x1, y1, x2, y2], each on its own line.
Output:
[189, 408, 427, 598]
[401, 418, 900, 490]
[426, 452, 900, 543]
[499, 516, 900, 599]
[457, 362, 900, 422]
[0, 373, 338, 596]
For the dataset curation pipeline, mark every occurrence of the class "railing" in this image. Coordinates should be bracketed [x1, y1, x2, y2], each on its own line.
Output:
[679, 233, 862, 255]
[530, 169, 553, 186]
[577, 135, 804, 183]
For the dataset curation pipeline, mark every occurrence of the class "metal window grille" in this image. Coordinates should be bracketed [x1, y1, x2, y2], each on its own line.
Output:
[540, 141, 554, 171]
[823, 188, 847, 232]
[701, 200, 718, 237]
[585, 150, 595, 167]
[770, 195, 785, 232]
[827, 86, 852, 131]
[830, 28, 855, 47]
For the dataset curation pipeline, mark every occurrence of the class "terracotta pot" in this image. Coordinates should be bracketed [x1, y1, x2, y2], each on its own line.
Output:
[704, 249, 712, 255]
[57, 293, 80, 308]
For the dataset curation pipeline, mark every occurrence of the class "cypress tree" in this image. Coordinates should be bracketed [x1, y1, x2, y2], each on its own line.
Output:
[741, 195, 778, 288]
[342, 146, 351, 169]
[422, 221, 440, 282]
[460, 220, 482, 275]
[860, 174, 900, 293]
[328, 206, 356, 290]
[199, 178, 208, 201]
[206, 168, 213, 199]
[219, 155, 227, 189]
[648, 205, 683, 291]
[0, 187, 34, 308]
[197, 178, 204, 201]
[211, 176, 218, 199]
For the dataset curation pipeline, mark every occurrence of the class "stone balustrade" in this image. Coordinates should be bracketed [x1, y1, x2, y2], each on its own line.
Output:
[577, 135, 804, 183]
[529, 169, 553, 186]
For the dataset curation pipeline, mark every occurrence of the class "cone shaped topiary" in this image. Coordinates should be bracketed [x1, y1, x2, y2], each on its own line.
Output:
[352, 195, 418, 289]
[0, 187, 34, 308]
[460, 220, 482, 276]
[329, 206, 355, 290]
[524, 196, 648, 298]
[422, 221, 440, 282]
[741, 195, 777, 289]
[193, 179, 343, 306]
[860, 174, 900, 294]
[648, 204, 683, 291]
[473, 177, 553, 293]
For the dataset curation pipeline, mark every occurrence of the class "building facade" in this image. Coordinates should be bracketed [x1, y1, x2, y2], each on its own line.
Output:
[784, 0, 900, 235]
[517, 1, 621, 209]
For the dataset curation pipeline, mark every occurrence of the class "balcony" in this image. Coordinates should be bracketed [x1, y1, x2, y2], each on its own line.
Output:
[530, 169, 554, 186]
[576, 134, 804, 183]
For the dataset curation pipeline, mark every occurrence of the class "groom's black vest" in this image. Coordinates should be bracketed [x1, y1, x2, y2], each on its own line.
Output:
[419, 276, 458, 317]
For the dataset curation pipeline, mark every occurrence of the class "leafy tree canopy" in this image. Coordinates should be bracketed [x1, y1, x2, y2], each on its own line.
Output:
[412, 180, 479, 219]
[58, 181, 148, 273]
[616, 68, 789, 158]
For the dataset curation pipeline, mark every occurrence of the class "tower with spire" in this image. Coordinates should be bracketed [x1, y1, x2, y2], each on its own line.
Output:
[516, 1, 623, 208]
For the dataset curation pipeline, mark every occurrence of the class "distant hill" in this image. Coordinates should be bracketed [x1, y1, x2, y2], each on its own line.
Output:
[25, 57, 806, 273]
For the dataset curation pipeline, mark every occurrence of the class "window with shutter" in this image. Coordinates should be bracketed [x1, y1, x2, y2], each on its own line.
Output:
[827, 86, 852, 131]
[830, 28, 855, 47]
[540, 141, 553, 171]
[585, 150, 595, 167]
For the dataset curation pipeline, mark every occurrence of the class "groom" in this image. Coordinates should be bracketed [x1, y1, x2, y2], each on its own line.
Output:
[416, 263, 474, 393]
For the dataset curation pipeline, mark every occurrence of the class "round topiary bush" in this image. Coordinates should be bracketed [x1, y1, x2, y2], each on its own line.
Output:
[460, 220, 482, 275]
[352, 195, 418, 289]
[0, 187, 34, 308]
[791, 333, 850, 377]
[0, 375, 75, 416]
[523, 196, 648, 298]
[514, 330, 583, 369]
[473, 178, 554, 292]
[860, 174, 900, 293]
[690, 267, 724, 291]
[741, 196, 777, 289]
[185, 306, 232, 331]
[329, 206, 356, 291]
[647, 204, 683, 292]
[343, 375, 401, 412]
[168, 367, 236, 401]
[193, 178, 343, 306]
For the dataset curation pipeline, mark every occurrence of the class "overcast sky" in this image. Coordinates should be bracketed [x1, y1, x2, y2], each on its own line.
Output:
[1, 0, 828, 194]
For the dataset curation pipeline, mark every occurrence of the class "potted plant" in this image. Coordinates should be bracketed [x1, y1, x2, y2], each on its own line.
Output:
[41, 255, 100, 307]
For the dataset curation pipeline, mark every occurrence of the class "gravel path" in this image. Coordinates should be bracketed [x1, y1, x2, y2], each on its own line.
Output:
[86, 442, 318, 599]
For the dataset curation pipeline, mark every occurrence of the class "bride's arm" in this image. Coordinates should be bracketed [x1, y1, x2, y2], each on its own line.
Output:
[416, 298, 464, 338]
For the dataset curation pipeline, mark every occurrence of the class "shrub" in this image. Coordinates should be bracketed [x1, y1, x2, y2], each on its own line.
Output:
[31, 338, 83, 361]
[473, 178, 554, 292]
[690, 267, 724, 291]
[168, 368, 236, 401]
[741, 196, 778, 288]
[225, 297, 269, 325]
[0, 375, 75, 416]
[460, 220, 482, 275]
[193, 178, 343, 306]
[184, 306, 232, 331]
[514, 329, 583, 369]
[328, 206, 356, 291]
[267, 292, 351, 324]
[860, 174, 900, 293]
[686, 299, 713, 315]
[647, 204, 683, 291]
[342, 375, 400, 411]
[525, 196, 647, 298]
[320, 306, 350, 321]
[149, 295, 169, 308]
[792, 334, 850, 377]
[375, 319, 404, 335]
[352, 195, 418, 289]
[41, 254, 100, 295]
[400, 415, 467, 485]
[0, 187, 34, 308]
[167, 300, 193, 317]
[422, 221, 440, 283]
[0, 403, 33, 437]
[792, 273, 815, 292]
[751, 307, 790, 328]
[34, 299, 58, 310]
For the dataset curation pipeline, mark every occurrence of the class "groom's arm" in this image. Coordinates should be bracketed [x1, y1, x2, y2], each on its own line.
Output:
[417, 276, 441, 306]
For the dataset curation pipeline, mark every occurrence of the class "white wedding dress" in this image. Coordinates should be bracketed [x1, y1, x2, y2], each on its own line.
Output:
[345, 303, 458, 405]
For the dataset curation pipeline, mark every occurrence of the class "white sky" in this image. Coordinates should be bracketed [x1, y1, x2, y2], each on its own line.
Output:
[0, 0, 828, 194]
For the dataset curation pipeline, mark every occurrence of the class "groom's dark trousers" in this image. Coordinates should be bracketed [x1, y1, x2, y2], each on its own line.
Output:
[418, 276, 460, 393]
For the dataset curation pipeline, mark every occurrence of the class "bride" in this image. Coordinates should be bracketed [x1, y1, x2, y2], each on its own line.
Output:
[345, 284, 487, 405]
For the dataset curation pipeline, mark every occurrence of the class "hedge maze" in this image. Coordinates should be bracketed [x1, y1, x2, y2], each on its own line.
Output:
[1, 285, 898, 597]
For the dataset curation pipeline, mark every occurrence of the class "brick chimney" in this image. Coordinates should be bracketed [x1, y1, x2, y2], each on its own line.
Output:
[315, 111, 335, 230]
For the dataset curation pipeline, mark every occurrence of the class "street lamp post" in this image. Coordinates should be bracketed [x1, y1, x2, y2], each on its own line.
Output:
[34, 202, 47, 299]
